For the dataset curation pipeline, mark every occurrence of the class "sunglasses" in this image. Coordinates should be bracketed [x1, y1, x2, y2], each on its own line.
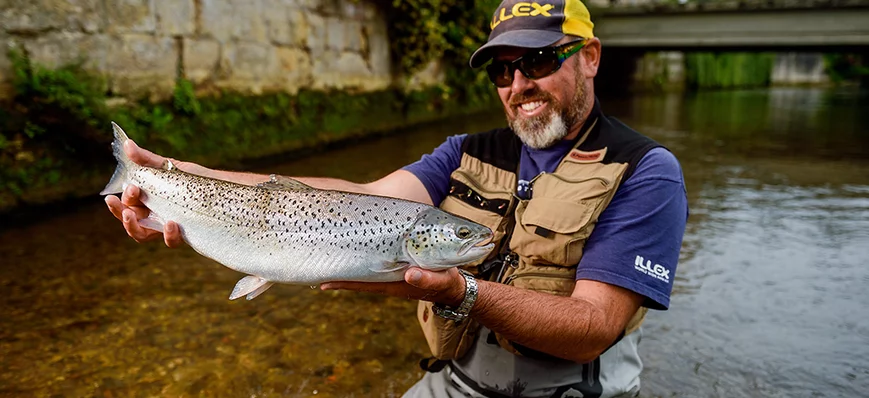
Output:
[485, 39, 587, 88]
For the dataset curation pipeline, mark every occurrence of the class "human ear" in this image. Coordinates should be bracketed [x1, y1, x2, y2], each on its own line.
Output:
[581, 38, 602, 78]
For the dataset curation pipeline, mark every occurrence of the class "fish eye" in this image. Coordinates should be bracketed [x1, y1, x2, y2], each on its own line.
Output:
[456, 227, 471, 239]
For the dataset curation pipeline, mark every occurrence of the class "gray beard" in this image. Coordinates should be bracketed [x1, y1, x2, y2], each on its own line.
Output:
[508, 79, 590, 150]
[510, 111, 569, 149]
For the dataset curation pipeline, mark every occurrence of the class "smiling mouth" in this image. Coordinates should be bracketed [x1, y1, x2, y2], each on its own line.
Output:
[519, 101, 545, 112]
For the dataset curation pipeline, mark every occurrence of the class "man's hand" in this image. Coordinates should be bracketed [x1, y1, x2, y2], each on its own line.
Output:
[321, 267, 467, 307]
[104, 140, 184, 248]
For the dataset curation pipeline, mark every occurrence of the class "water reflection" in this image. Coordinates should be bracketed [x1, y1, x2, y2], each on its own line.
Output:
[617, 88, 869, 397]
[1, 87, 867, 397]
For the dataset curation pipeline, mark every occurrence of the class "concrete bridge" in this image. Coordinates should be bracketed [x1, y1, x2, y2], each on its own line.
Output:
[591, 0, 869, 50]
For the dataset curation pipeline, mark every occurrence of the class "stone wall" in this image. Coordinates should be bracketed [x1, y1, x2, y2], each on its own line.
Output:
[771, 52, 829, 86]
[0, 0, 403, 99]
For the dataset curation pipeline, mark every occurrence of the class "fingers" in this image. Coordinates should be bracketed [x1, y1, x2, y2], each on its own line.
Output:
[321, 281, 408, 294]
[163, 221, 184, 248]
[106, 194, 148, 221]
[105, 195, 125, 221]
[105, 191, 158, 243]
[320, 280, 435, 301]
[406, 267, 466, 306]
[405, 267, 458, 290]
[121, 208, 162, 243]
[121, 185, 141, 207]
[124, 139, 165, 168]
[320, 268, 466, 304]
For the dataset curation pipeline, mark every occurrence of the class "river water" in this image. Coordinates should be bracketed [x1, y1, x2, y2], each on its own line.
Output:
[1, 87, 867, 397]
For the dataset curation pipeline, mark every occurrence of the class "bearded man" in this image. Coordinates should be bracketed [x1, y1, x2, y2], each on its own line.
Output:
[106, 0, 688, 396]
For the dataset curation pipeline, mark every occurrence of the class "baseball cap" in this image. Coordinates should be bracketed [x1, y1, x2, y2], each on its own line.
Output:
[469, 0, 595, 68]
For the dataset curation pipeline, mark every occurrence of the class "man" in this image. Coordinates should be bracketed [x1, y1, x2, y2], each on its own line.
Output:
[106, 0, 688, 396]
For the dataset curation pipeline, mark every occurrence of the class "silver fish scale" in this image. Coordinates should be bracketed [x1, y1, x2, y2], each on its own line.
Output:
[129, 165, 430, 283]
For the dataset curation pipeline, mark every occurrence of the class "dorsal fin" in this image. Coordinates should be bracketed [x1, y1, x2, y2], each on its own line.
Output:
[257, 174, 315, 191]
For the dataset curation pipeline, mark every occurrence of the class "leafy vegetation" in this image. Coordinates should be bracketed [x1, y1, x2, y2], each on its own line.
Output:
[0, 1, 513, 212]
[823, 53, 869, 84]
[0, 50, 492, 212]
[374, 0, 501, 105]
[685, 52, 776, 89]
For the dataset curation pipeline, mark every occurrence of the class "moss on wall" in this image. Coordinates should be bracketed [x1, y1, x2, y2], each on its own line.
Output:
[0, 50, 499, 213]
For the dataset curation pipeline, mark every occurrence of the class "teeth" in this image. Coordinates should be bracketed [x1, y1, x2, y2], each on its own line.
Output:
[520, 101, 543, 112]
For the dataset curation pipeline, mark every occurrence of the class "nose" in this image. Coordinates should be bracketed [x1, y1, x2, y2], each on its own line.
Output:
[510, 68, 534, 95]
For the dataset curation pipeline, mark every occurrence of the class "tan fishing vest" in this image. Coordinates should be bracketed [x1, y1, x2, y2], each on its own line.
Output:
[417, 111, 658, 361]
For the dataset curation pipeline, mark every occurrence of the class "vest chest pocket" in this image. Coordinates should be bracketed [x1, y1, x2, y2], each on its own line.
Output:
[439, 173, 514, 247]
[509, 176, 615, 266]
[441, 196, 508, 246]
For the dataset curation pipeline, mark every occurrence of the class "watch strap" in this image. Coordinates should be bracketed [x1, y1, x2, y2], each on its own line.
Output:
[432, 269, 478, 322]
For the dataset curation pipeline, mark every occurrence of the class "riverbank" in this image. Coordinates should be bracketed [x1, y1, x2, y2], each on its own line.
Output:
[0, 107, 505, 229]
[0, 0, 506, 214]
[0, 52, 499, 214]
[0, 93, 500, 215]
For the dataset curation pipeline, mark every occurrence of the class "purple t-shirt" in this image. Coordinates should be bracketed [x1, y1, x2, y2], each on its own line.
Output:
[402, 134, 688, 310]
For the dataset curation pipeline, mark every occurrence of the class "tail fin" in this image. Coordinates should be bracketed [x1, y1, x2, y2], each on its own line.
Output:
[99, 122, 133, 195]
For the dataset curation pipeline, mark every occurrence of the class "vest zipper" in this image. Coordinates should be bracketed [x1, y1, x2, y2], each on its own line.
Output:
[533, 172, 612, 188]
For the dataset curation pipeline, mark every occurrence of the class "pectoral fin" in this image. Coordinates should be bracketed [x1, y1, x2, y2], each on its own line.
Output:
[230, 276, 273, 300]
[139, 213, 166, 232]
[370, 261, 410, 274]
[245, 281, 274, 300]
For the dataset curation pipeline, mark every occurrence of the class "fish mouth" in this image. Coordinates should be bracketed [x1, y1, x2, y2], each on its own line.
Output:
[457, 235, 495, 257]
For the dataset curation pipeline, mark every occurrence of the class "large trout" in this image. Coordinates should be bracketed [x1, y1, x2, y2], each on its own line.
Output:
[101, 122, 494, 300]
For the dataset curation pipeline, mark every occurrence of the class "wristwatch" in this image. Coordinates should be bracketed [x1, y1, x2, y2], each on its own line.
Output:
[432, 269, 478, 322]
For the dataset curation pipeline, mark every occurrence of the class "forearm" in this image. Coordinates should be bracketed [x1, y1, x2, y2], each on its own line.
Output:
[470, 281, 614, 363]
[173, 161, 372, 194]
[174, 161, 269, 186]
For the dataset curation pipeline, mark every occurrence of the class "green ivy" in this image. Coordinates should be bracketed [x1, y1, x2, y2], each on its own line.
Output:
[0, 50, 494, 212]
[1, 50, 114, 209]
[375, 0, 501, 105]
[0, 1, 512, 212]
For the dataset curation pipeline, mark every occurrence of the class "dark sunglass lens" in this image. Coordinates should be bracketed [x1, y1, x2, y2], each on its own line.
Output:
[522, 51, 560, 79]
[486, 61, 513, 87]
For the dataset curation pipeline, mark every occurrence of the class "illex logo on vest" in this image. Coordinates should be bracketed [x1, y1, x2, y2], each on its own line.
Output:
[634, 255, 670, 283]
[490, 2, 555, 29]
[568, 150, 602, 162]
